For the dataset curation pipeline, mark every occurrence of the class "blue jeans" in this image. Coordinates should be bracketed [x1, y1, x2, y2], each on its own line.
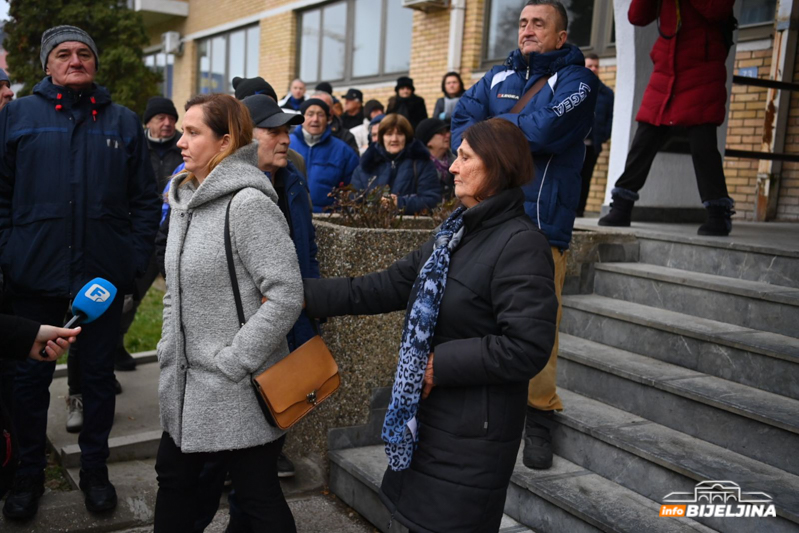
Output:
[12, 295, 122, 475]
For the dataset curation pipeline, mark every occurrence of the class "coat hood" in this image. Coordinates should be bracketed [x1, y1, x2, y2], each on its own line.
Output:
[33, 76, 112, 107]
[169, 141, 277, 210]
[505, 44, 585, 77]
[359, 138, 431, 172]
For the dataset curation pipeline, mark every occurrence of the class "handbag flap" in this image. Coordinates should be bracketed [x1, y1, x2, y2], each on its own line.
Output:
[254, 336, 338, 413]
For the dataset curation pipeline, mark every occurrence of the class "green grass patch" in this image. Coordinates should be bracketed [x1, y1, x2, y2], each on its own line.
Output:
[124, 285, 165, 354]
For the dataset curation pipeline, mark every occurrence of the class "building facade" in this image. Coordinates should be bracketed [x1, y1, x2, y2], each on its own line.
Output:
[137, 0, 799, 221]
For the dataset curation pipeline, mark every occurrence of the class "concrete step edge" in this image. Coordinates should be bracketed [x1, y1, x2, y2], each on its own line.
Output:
[59, 429, 162, 468]
[555, 388, 799, 525]
[573, 222, 799, 259]
[594, 262, 799, 306]
[53, 350, 158, 379]
[563, 294, 799, 365]
[559, 334, 799, 435]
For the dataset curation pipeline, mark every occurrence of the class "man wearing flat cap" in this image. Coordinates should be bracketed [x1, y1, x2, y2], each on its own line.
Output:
[0, 25, 160, 519]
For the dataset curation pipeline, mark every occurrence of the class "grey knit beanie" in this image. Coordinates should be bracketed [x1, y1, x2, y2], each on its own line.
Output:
[40, 25, 99, 72]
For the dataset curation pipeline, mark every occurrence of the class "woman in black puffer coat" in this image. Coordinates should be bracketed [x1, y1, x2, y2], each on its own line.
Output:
[351, 113, 441, 215]
[304, 119, 558, 533]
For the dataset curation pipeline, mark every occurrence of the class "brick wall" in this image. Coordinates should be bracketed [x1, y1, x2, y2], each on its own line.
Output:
[776, 49, 799, 220]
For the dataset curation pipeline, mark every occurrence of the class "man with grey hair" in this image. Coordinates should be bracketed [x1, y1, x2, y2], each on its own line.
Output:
[451, 0, 598, 471]
[309, 90, 359, 153]
[0, 25, 160, 519]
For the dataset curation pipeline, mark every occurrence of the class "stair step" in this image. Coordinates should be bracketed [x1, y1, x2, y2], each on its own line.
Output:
[561, 295, 799, 400]
[329, 446, 531, 533]
[554, 389, 799, 531]
[593, 262, 799, 337]
[508, 453, 715, 533]
[573, 220, 799, 289]
[558, 334, 799, 476]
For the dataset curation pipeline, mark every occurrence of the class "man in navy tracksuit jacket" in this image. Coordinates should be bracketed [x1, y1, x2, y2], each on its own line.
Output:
[0, 26, 160, 519]
[451, 0, 598, 472]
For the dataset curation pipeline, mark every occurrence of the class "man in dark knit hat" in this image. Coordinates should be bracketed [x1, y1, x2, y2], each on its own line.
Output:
[0, 25, 160, 519]
[143, 96, 182, 192]
[386, 76, 428, 130]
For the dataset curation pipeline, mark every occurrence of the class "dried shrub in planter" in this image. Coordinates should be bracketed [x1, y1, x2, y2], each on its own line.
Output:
[425, 197, 461, 227]
[325, 182, 405, 229]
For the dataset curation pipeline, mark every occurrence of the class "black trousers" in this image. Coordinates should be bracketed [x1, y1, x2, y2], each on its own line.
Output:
[614, 123, 730, 203]
[12, 295, 122, 474]
[154, 432, 296, 533]
[577, 145, 600, 216]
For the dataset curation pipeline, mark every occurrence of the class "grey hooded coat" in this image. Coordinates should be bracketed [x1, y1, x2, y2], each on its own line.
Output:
[158, 141, 303, 453]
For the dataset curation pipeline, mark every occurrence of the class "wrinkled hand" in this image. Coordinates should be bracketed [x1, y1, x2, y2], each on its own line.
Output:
[381, 194, 398, 207]
[422, 353, 435, 399]
[30, 325, 81, 362]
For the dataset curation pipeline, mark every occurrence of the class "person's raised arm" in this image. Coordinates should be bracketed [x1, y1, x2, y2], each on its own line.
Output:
[628, 0, 659, 26]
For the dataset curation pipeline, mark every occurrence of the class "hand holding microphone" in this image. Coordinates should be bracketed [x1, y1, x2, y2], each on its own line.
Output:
[30, 325, 82, 362]
[39, 277, 118, 357]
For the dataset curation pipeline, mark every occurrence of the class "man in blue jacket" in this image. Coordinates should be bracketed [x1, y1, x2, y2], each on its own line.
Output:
[451, 0, 598, 471]
[0, 26, 160, 519]
[577, 53, 614, 217]
[289, 98, 359, 212]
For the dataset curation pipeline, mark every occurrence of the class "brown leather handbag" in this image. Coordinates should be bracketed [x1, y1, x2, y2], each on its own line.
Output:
[224, 198, 340, 430]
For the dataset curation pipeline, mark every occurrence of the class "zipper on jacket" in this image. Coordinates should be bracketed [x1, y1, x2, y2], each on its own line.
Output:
[526, 64, 530, 80]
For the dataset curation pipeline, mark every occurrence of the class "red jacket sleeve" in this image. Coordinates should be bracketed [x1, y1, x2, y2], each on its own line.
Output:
[688, 0, 735, 23]
[628, 0, 658, 26]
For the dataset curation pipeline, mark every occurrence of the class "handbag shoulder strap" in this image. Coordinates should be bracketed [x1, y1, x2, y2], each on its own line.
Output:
[413, 159, 418, 191]
[510, 74, 551, 115]
[224, 196, 246, 328]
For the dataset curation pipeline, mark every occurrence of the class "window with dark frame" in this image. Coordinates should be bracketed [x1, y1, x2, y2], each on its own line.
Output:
[144, 51, 175, 98]
[196, 25, 261, 95]
[297, 0, 413, 86]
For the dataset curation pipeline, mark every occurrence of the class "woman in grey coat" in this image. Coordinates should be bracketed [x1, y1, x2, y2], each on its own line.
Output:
[154, 94, 303, 532]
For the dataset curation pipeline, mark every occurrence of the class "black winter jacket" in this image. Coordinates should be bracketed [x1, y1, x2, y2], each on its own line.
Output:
[387, 94, 428, 130]
[304, 188, 558, 533]
[0, 77, 161, 297]
[148, 133, 184, 192]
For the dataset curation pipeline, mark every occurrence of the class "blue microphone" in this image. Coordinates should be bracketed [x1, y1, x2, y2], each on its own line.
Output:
[65, 278, 118, 327]
[39, 278, 117, 357]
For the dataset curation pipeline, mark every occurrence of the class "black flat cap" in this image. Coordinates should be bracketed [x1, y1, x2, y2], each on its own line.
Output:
[243, 95, 304, 128]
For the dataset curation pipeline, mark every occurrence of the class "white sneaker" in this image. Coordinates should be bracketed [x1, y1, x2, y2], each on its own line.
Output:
[66, 394, 83, 434]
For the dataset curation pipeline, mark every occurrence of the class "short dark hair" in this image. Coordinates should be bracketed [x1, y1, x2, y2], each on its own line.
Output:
[525, 0, 569, 32]
[461, 118, 534, 202]
[584, 53, 599, 61]
[378, 113, 414, 146]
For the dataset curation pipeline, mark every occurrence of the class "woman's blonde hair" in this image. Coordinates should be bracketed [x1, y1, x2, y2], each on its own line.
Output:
[180, 93, 253, 186]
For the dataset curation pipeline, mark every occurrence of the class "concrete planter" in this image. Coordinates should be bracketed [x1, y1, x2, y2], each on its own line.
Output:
[282, 214, 436, 466]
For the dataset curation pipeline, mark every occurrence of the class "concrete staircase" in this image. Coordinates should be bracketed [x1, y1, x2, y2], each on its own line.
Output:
[328, 224, 799, 533]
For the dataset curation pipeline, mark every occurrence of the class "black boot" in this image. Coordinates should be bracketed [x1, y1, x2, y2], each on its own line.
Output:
[697, 202, 734, 236]
[598, 195, 635, 227]
[79, 466, 117, 513]
[522, 407, 556, 470]
[2, 472, 45, 520]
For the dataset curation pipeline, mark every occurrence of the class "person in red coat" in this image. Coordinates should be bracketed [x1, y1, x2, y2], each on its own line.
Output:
[599, 0, 736, 235]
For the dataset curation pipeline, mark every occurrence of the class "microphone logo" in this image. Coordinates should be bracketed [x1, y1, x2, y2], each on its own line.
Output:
[85, 284, 111, 303]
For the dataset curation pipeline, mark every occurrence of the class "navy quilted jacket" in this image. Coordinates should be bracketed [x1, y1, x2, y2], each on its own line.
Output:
[0, 77, 160, 297]
[351, 139, 442, 215]
[451, 45, 597, 249]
